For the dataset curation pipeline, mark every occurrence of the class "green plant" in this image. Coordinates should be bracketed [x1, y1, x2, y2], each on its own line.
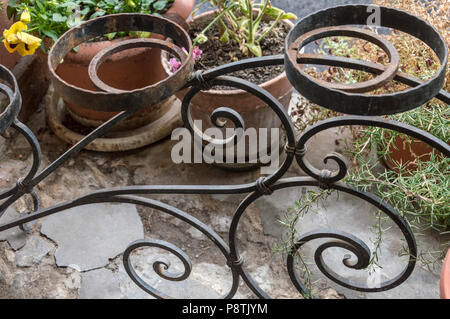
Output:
[192, 0, 296, 57]
[5, 0, 174, 47]
[280, 0, 449, 291]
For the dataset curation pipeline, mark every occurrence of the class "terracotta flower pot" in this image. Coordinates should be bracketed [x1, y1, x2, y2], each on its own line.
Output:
[382, 135, 445, 172]
[54, 0, 194, 129]
[441, 249, 450, 299]
[161, 10, 294, 163]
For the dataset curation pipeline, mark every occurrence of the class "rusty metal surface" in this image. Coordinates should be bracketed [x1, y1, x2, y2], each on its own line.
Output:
[0, 65, 21, 135]
[48, 13, 194, 113]
[292, 26, 400, 93]
[88, 38, 186, 93]
[285, 5, 448, 115]
[0, 5, 449, 299]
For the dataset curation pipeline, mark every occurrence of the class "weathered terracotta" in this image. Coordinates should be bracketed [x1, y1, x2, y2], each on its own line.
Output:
[55, 0, 194, 126]
[0, 1, 21, 70]
[162, 10, 294, 158]
[382, 135, 445, 172]
[441, 249, 450, 299]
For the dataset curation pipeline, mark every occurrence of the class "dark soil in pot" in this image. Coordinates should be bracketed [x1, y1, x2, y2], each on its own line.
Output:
[189, 19, 289, 88]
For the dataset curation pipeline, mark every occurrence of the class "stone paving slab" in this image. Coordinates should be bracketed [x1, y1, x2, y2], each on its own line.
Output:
[255, 187, 445, 299]
[0, 207, 27, 251]
[41, 203, 144, 271]
[15, 236, 53, 267]
[79, 268, 122, 299]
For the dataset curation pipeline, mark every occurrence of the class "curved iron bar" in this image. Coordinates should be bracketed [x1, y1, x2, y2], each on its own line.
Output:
[297, 54, 450, 105]
[285, 5, 448, 115]
[0, 120, 41, 201]
[228, 178, 417, 298]
[295, 116, 450, 185]
[0, 66, 21, 135]
[182, 73, 296, 186]
[0, 192, 240, 299]
[0, 5, 448, 299]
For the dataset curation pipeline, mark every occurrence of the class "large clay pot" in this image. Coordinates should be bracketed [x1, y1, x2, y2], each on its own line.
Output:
[441, 249, 450, 299]
[161, 10, 294, 164]
[55, 0, 194, 129]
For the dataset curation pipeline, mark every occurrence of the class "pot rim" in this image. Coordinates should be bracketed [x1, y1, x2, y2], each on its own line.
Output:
[165, 9, 294, 96]
[63, 0, 194, 64]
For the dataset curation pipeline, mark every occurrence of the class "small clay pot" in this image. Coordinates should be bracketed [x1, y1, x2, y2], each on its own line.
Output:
[54, 0, 195, 128]
[441, 249, 450, 299]
[382, 135, 444, 172]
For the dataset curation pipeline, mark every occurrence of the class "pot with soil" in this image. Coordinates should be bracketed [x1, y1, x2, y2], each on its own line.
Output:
[442, 249, 450, 299]
[161, 10, 294, 169]
[53, 0, 194, 132]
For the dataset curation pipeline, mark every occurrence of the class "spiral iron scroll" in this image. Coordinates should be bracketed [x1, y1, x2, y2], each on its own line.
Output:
[0, 5, 449, 298]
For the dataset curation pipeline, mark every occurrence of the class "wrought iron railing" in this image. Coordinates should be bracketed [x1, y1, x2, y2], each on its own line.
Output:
[0, 5, 448, 298]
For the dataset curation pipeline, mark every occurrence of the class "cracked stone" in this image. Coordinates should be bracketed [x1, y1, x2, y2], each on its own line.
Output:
[79, 268, 122, 299]
[15, 236, 53, 267]
[113, 246, 221, 299]
[40, 203, 144, 271]
[0, 207, 27, 250]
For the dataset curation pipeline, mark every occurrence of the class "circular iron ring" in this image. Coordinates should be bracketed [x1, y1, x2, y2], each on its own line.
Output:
[88, 38, 187, 93]
[291, 26, 400, 93]
[48, 13, 194, 113]
[0, 65, 21, 135]
[285, 5, 448, 115]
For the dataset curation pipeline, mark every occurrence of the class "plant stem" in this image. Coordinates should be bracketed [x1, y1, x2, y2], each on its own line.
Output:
[256, 11, 281, 43]
[246, 0, 254, 44]
[193, 3, 237, 46]
[254, 0, 269, 26]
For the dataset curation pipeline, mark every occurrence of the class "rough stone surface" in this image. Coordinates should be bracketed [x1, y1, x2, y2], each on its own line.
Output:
[0, 0, 445, 300]
[186, 226, 206, 240]
[0, 207, 27, 250]
[15, 236, 53, 267]
[211, 216, 232, 233]
[0, 242, 79, 298]
[108, 248, 223, 299]
[41, 203, 144, 271]
[79, 268, 122, 299]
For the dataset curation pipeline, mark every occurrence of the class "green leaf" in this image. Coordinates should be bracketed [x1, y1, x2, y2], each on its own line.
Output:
[153, 0, 167, 11]
[36, 0, 45, 12]
[219, 29, 230, 43]
[238, 0, 249, 15]
[281, 12, 297, 20]
[244, 43, 262, 57]
[106, 32, 116, 40]
[6, 6, 16, 20]
[42, 30, 59, 43]
[90, 10, 106, 19]
[52, 13, 67, 23]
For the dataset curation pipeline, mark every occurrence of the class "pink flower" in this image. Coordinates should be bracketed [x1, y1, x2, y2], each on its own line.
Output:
[169, 46, 203, 73]
[169, 58, 182, 73]
[193, 46, 203, 60]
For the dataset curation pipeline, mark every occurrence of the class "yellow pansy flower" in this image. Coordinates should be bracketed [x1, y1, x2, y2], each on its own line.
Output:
[20, 9, 31, 23]
[16, 31, 42, 56]
[2, 21, 42, 56]
[3, 21, 28, 53]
